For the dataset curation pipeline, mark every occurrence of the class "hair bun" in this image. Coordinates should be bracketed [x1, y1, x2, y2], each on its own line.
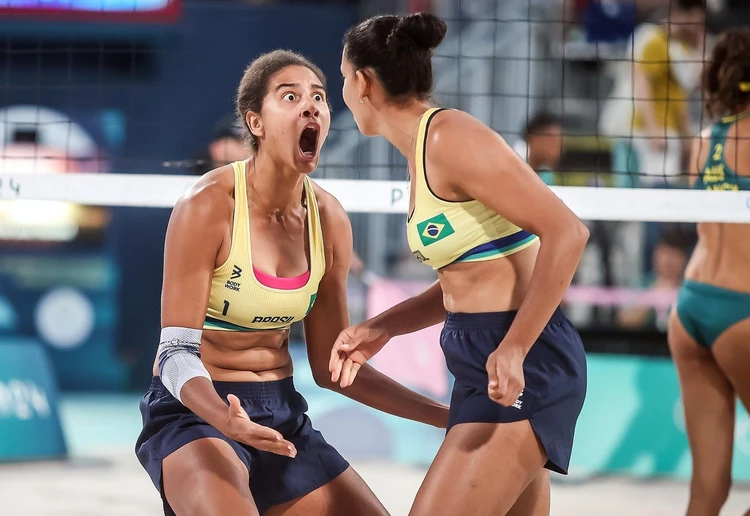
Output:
[386, 12, 447, 53]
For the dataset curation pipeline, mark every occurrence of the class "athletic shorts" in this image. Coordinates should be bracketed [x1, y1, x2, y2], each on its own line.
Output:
[135, 376, 349, 515]
[441, 307, 587, 474]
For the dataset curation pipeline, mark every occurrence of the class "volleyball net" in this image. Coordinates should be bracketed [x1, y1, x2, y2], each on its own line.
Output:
[1, 171, 749, 222]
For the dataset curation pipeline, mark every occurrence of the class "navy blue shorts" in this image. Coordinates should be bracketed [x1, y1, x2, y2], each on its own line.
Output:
[441, 308, 587, 474]
[135, 376, 349, 515]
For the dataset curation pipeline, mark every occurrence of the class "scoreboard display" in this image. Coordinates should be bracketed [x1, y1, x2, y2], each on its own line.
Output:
[0, 0, 180, 23]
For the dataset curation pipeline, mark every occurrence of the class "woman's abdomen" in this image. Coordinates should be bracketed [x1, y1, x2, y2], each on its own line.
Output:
[151, 329, 294, 382]
[439, 243, 538, 313]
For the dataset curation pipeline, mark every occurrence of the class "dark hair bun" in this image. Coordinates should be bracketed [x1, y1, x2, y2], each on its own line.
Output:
[386, 12, 447, 53]
[343, 13, 446, 101]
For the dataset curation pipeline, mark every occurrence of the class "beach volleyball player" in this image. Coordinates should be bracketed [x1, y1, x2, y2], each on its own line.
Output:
[135, 50, 448, 516]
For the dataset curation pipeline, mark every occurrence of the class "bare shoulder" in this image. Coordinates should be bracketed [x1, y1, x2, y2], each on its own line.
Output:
[426, 109, 503, 155]
[425, 109, 514, 187]
[430, 108, 492, 136]
[173, 165, 235, 224]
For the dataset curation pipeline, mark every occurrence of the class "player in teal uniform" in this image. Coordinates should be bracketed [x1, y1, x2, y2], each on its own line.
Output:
[668, 27, 750, 516]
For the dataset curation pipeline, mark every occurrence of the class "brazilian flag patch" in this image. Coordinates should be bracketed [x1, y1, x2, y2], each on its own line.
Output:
[416, 213, 455, 247]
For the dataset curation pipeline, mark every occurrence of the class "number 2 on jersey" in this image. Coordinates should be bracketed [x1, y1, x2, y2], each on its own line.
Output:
[713, 143, 723, 162]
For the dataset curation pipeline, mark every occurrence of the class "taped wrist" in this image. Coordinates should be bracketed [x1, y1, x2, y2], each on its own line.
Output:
[157, 327, 211, 403]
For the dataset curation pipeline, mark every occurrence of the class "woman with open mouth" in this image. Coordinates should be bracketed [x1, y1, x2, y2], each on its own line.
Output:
[135, 49, 449, 516]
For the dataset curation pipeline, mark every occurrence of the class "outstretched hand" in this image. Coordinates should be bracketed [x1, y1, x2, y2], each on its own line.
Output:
[328, 323, 390, 388]
[221, 394, 297, 457]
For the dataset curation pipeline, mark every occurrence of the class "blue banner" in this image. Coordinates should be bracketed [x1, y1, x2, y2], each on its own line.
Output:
[0, 339, 67, 461]
[0, 252, 126, 391]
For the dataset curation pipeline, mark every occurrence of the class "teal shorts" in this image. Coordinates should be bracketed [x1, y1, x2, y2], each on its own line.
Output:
[675, 280, 750, 349]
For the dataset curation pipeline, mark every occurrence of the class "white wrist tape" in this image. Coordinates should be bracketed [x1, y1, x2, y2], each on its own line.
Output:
[157, 326, 211, 403]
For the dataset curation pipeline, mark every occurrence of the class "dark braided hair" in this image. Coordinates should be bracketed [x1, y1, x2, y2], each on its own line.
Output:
[703, 28, 750, 118]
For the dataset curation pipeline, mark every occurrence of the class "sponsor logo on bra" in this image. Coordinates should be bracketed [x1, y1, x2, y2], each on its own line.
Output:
[252, 315, 295, 324]
[224, 265, 242, 291]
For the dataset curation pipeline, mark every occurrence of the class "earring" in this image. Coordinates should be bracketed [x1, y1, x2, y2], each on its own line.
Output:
[359, 98, 364, 104]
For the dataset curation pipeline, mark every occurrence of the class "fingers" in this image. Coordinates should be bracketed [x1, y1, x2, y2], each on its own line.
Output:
[339, 359, 361, 388]
[339, 359, 353, 388]
[329, 337, 343, 378]
[488, 374, 524, 407]
[348, 362, 362, 388]
[486, 357, 523, 407]
[330, 352, 344, 384]
[329, 333, 352, 383]
[227, 394, 243, 415]
[246, 425, 297, 458]
[254, 437, 297, 458]
[487, 377, 508, 405]
[486, 355, 499, 390]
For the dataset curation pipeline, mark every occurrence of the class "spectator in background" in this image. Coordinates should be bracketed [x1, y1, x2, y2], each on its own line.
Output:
[631, 0, 706, 188]
[190, 115, 248, 176]
[618, 229, 689, 331]
[513, 112, 564, 186]
[628, 0, 706, 276]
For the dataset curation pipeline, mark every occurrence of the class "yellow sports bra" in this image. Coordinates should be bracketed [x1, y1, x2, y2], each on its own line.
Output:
[406, 108, 539, 270]
[203, 161, 325, 332]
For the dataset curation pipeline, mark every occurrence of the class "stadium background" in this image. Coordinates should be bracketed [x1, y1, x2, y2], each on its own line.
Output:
[1, 0, 750, 513]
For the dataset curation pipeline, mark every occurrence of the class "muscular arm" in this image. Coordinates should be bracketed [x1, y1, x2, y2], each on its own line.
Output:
[160, 174, 232, 428]
[430, 111, 589, 355]
[303, 193, 448, 428]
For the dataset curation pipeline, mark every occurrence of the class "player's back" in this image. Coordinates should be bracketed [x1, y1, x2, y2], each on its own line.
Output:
[686, 112, 750, 291]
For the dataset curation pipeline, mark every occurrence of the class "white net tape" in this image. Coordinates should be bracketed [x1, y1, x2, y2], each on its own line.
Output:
[1, 173, 750, 223]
